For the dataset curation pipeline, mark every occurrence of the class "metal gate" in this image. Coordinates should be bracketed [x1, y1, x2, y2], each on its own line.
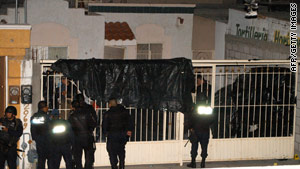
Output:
[40, 60, 297, 166]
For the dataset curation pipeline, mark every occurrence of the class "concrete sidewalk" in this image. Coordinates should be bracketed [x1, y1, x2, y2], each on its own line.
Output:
[95, 159, 300, 169]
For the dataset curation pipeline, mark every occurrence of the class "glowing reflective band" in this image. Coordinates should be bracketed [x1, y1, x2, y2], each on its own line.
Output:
[52, 125, 66, 134]
[31, 117, 45, 124]
[197, 106, 213, 115]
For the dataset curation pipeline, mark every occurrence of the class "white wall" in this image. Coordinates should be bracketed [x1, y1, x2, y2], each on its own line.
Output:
[100, 13, 193, 59]
[0, 0, 105, 59]
[215, 21, 226, 60]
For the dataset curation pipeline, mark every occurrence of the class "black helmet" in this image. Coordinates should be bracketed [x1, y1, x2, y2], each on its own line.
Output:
[5, 106, 17, 115]
[38, 101, 47, 110]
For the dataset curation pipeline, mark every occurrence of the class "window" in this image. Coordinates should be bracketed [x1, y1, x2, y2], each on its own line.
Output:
[137, 44, 162, 59]
[48, 47, 68, 60]
[104, 46, 125, 59]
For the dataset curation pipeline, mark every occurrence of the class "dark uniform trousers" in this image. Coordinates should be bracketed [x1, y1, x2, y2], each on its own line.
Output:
[190, 132, 209, 159]
[106, 132, 127, 168]
[51, 143, 73, 169]
[36, 142, 52, 169]
[73, 136, 95, 169]
[0, 145, 17, 169]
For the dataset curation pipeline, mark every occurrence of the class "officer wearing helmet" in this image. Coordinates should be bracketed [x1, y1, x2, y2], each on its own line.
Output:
[102, 98, 133, 169]
[30, 101, 51, 169]
[0, 106, 23, 169]
[48, 109, 73, 169]
[187, 75, 214, 168]
[69, 96, 97, 169]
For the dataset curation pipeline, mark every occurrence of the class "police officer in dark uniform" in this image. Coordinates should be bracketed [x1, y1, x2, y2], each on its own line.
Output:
[69, 98, 97, 169]
[49, 109, 73, 169]
[0, 106, 23, 169]
[187, 76, 214, 168]
[102, 98, 133, 169]
[75, 94, 97, 125]
[31, 101, 51, 169]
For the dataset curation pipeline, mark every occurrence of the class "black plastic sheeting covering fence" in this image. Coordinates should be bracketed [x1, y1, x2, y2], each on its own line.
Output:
[51, 58, 195, 113]
[212, 67, 296, 138]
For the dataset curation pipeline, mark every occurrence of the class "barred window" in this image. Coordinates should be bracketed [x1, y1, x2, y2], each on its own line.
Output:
[137, 44, 162, 59]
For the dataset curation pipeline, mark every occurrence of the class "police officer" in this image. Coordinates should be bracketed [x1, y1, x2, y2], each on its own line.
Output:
[69, 99, 96, 169]
[75, 94, 97, 124]
[0, 106, 23, 169]
[49, 109, 73, 169]
[31, 101, 51, 169]
[187, 76, 213, 168]
[102, 98, 133, 169]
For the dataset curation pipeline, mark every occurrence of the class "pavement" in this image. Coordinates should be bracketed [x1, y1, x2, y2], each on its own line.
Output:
[95, 159, 300, 169]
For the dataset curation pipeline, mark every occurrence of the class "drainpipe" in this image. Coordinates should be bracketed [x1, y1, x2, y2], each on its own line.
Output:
[15, 0, 18, 24]
[24, 0, 27, 24]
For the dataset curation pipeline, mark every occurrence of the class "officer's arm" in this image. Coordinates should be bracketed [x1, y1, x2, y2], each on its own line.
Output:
[88, 105, 97, 129]
[30, 116, 37, 141]
[8, 120, 23, 138]
[126, 110, 134, 132]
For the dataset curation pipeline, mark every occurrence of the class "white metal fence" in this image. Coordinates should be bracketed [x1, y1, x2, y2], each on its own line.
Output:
[40, 60, 297, 166]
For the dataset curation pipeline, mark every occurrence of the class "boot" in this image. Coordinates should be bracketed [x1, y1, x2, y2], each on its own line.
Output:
[119, 161, 125, 169]
[187, 158, 196, 168]
[201, 158, 206, 168]
[112, 165, 118, 169]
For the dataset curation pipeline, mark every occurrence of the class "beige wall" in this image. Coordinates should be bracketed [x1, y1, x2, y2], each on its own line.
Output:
[135, 24, 172, 59]
[192, 16, 216, 51]
[31, 23, 78, 59]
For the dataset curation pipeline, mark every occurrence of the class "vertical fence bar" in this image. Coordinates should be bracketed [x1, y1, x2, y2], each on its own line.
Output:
[168, 112, 172, 140]
[281, 70, 286, 136]
[135, 109, 137, 141]
[163, 111, 167, 141]
[53, 75, 56, 110]
[100, 102, 103, 142]
[276, 69, 280, 137]
[157, 110, 159, 140]
[211, 65, 216, 108]
[140, 109, 143, 141]
[218, 69, 222, 138]
[179, 112, 184, 166]
[146, 109, 148, 141]
[247, 68, 251, 138]
[47, 75, 50, 107]
[259, 70, 263, 137]
[270, 68, 275, 137]
[236, 68, 240, 138]
[241, 66, 247, 137]
[253, 68, 258, 137]
[287, 72, 292, 136]
[292, 69, 298, 145]
[264, 66, 269, 137]
[224, 68, 228, 138]
[128, 107, 132, 141]
[59, 76, 62, 115]
[174, 112, 176, 139]
[151, 109, 154, 141]
[229, 68, 233, 138]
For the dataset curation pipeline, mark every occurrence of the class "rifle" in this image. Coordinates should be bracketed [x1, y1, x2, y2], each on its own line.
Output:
[184, 130, 198, 148]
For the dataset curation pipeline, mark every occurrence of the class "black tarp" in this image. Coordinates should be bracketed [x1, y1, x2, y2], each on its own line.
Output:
[51, 58, 195, 113]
